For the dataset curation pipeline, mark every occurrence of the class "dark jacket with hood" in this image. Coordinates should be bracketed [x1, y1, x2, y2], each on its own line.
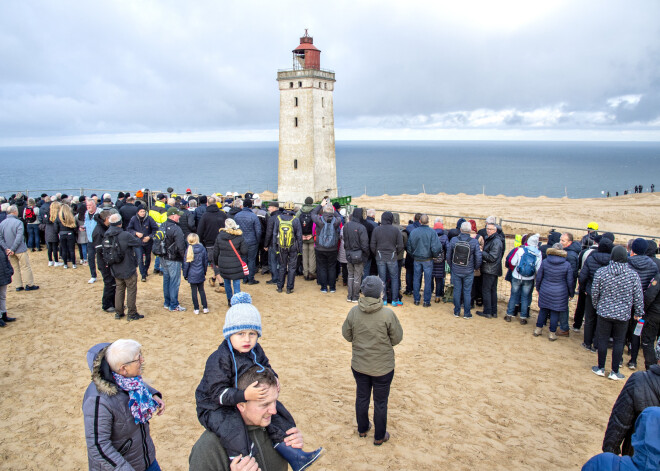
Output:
[92, 213, 109, 252]
[578, 240, 613, 296]
[271, 209, 302, 253]
[645, 241, 660, 273]
[540, 231, 562, 260]
[587, 406, 660, 470]
[370, 211, 404, 262]
[213, 227, 248, 280]
[103, 224, 141, 279]
[628, 255, 660, 293]
[0, 249, 14, 286]
[592, 261, 644, 321]
[183, 243, 208, 284]
[83, 343, 161, 471]
[536, 248, 575, 311]
[601, 365, 660, 457]
[644, 273, 660, 320]
[177, 209, 196, 240]
[565, 240, 582, 287]
[341, 208, 369, 262]
[480, 230, 504, 276]
[197, 205, 227, 247]
[432, 228, 449, 278]
[233, 207, 262, 247]
[311, 204, 341, 252]
[127, 213, 159, 247]
[407, 224, 442, 262]
[265, 208, 283, 248]
[160, 219, 186, 262]
[392, 213, 408, 262]
[119, 203, 138, 230]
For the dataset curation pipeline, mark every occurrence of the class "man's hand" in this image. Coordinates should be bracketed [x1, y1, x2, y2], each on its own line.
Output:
[244, 381, 268, 401]
[143, 236, 150, 242]
[264, 247, 268, 251]
[230, 455, 260, 471]
[635, 315, 642, 321]
[153, 396, 166, 415]
[283, 428, 303, 449]
[135, 232, 144, 238]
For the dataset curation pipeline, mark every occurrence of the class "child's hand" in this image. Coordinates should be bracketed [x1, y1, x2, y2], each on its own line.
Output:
[244, 381, 268, 401]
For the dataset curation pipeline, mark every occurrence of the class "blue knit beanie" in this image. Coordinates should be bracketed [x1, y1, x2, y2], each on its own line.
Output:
[223, 294, 262, 339]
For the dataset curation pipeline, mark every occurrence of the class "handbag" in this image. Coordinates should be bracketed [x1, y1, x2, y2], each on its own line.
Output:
[229, 240, 249, 276]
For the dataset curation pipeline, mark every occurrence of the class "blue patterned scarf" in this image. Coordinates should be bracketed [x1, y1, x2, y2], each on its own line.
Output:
[112, 373, 160, 424]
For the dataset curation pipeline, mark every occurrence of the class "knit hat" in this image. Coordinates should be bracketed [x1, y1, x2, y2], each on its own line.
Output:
[469, 220, 478, 233]
[305, 197, 313, 205]
[597, 238, 613, 254]
[225, 218, 239, 230]
[527, 233, 540, 248]
[632, 238, 648, 256]
[646, 240, 658, 257]
[223, 295, 262, 339]
[611, 245, 628, 263]
[601, 232, 615, 243]
[547, 231, 561, 245]
[361, 275, 384, 298]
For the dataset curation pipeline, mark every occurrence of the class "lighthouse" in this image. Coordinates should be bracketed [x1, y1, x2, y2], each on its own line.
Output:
[277, 30, 337, 203]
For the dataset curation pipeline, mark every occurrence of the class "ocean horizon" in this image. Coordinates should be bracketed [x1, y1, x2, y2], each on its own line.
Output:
[1, 140, 658, 200]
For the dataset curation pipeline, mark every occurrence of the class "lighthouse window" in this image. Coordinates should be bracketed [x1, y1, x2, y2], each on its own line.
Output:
[322, 117, 325, 128]
[294, 117, 298, 127]
[295, 97, 298, 107]
[298, 81, 302, 87]
[294, 159, 298, 169]
[321, 97, 324, 107]
[319, 81, 322, 88]
[324, 83, 327, 89]
[289, 82, 293, 88]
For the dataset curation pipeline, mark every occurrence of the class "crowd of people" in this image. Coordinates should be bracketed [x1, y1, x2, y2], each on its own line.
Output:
[2, 188, 660, 469]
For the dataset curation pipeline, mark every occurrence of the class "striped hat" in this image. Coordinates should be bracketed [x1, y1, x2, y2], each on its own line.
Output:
[223, 295, 262, 340]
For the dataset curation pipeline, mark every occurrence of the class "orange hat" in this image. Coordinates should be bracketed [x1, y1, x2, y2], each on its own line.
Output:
[136, 190, 144, 198]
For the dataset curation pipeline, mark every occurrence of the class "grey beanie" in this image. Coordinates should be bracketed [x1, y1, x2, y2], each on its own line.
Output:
[611, 245, 628, 263]
[361, 275, 384, 298]
[223, 300, 262, 340]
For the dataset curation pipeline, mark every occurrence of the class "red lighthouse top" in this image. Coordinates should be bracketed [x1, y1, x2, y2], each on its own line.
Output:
[292, 29, 320, 70]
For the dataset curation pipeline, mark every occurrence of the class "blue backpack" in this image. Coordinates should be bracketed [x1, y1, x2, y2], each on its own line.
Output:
[516, 248, 538, 277]
[317, 217, 338, 249]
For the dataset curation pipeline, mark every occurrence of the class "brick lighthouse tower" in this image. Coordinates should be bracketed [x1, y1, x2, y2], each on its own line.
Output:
[277, 30, 337, 203]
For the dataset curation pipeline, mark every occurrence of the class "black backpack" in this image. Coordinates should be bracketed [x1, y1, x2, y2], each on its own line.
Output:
[452, 240, 471, 267]
[102, 234, 124, 265]
[152, 229, 167, 256]
[299, 211, 313, 236]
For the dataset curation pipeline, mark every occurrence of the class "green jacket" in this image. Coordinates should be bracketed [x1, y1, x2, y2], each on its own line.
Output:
[189, 428, 287, 471]
[342, 296, 403, 377]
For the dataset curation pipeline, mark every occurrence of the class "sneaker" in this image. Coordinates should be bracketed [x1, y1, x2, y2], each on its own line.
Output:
[169, 305, 187, 312]
[627, 361, 637, 371]
[163, 304, 169, 310]
[88, 277, 96, 284]
[55, 261, 64, 266]
[127, 313, 144, 321]
[48, 261, 54, 267]
[286, 288, 293, 294]
[393, 301, 402, 307]
[266, 280, 277, 285]
[277, 288, 283, 293]
[15, 287, 24, 292]
[330, 289, 336, 293]
[464, 313, 472, 319]
[590, 346, 598, 353]
[247, 280, 260, 285]
[141, 277, 147, 282]
[572, 327, 581, 333]
[115, 312, 125, 320]
[383, 301, 388, 306]
[581, 342, 592, 351]
[194, 309, 200, 315]
[533, 327, 543, 337]
[423, 302, 431, 308]
[347, 298, 352, 303]
[608, 371, 625, 380]
[352, 299, 359, 303]
[454, 312, 460, 318]
[320, 289, 327, 293]
[63, 265, 69, 269]
[414, 301, 420, 306]
[203, 308, 209, 314]
[72, 264, 77, 269]
[591, 366, 605, 377]
[520, 318, 528, 325]
[103, 307, 116, 313]
[25, 285, 39, 291]
[548, 332, 557, 341]
[505, 315, 512, 323]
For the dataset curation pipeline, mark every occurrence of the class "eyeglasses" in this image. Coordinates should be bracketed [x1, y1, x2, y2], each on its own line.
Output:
[122, 353, 143, 367]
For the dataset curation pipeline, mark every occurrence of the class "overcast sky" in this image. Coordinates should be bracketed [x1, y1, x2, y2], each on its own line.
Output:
[1, 0, 659, 145]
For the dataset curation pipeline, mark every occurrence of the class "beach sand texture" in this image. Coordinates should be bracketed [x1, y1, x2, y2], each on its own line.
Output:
[1, 193, 657, 470]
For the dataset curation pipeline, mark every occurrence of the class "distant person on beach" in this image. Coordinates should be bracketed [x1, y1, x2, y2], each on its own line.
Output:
[127, 205, 159, 282]
[372, 211, 404, 307]
[533, 243, 574, 340]
[447, 221, 483, 318]
[403, 213, 422, 295]
[591, 246, 643, 380]
[92, 210, 116, 313]
[198, 196, 227, 288]
[0, 245, 16, 327]
[183, 233, 208, 314]
[407, 214, 441, 308]
[23, 198, 40, 252]
[311, 199, 341, 293]
[431, 217, 448, 303]
[651, 184, 655, 193]
[234, 198, 262, 285]
[83, 339, 165, 471]
[504, 234, 541, 324]
[477, 222, 504, 319]
[104, 213, 143, 321]
[195, 294, 323, 470]
[84, 198, 101, 283]
[55, 204, 77, 268]
[160, 208, 187, 312]
[264, 201, 282, 284]
[44, 200, 61, 266]
[296, 197, 316, 281]
[342, 276, 403, 446]
[271, 202, 302, 294]
[0, 205, 38, 292]
[343, 208, 370, 302]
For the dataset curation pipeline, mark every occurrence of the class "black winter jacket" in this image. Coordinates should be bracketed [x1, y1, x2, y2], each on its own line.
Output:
[579, 247, 612, 296]
[311, 204, 341, 252]
[91, 214, 108, 251]
[0, 249, 14, 286]
[177, 210, 196, 239]
[370, 212, 404, 261]
[264, 209, 282, 249]
[127, 214, 159, 247]
[602, 364, 660, 456]
[628, 255, 660, 292]
[103, 225, 141, 279]
[161, 219, 186, 262]
[183, 243, 208, 284]
[213, 228, 248, 280]
[432, 229, 449, 278]
[119, 203, 138, 230]
[197, 205, 227, 247]
[644, 273, 660, 319]
[481, 232, 504, 276]
[343, 208, 370, 262]
[271, 210, 302, 253]
[564, 240, 582, 287]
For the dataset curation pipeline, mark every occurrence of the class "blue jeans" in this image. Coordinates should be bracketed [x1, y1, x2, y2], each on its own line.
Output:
[134, 243, 153, 278]
[223, 277, 242, 302]
[80, 241, 87, 260]
[536, 308, 560, 332]
[506, 277, 534, 318]
[452, 271, 474, 315]
[27, 224, 40, 249]
[559, 310, 569, 332]
[146, 459, 161, 471]
[377, 256, 399, 303]
[247, 244, 258, 282]
[154, 256, 161, 272]
[268, 247, 279, 282]
[362, 257, 372, 281]
[413, 260, 433, 304]
[161, 259, 182, 309]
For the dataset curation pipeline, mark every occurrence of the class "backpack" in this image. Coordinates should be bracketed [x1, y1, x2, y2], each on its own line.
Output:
[452, 240, 471, 267]
[152, 229, 167, 256]
[277, 216, 295, 249]
[516, 248, 538, 277]
[24, 207, 37, 223]
[102, 234, 124, 265]
[433, 244, 445, 265]
[317, 217, 338, 249]
[299, 211, 313, 235]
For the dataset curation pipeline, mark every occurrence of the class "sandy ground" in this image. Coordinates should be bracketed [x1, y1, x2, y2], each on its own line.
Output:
[1, 192, 657, 470]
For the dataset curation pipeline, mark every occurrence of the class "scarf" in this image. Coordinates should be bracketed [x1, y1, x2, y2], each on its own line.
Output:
[112, 373, 159, 424]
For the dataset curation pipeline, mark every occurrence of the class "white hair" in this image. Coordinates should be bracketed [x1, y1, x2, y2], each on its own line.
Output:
[105, 339, 141, 373]
[167, 198, 176, 206]
[1, 203, 8, 212]
[486, 216, 497, 224]
[460, 221, 472, 233]
[7, 205, 18, 215]
[434, 217, 443, 224]
[188, 199, 197, 208]
[109, 213, 122, 224]
[254, 198, 262, 206]
[103, 193, 111, 200]
[366, 209, 376, 217]
[234, 199, 243, 209]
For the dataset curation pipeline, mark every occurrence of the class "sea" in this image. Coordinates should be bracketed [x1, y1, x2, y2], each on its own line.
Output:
[1, 140, 659, 200]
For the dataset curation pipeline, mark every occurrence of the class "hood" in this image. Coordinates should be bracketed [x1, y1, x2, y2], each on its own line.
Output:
[358, 296, 383, 313]
[598, 239, 614, 253]
[606, 260, 629, 276]
[192, 243, 206, 255]
[547, 248, 567, 258]
[206, 204, 219, 213]
[351, 207, 365, 223]
[456, 218, 466, 230]
[435, 228, 445, 236]
[220, 227, 243, 237]
[629, 255, 656, 271]
[93, 212, 105, 225]
[87, 343, 118, 396]
[547, 231, 561, 245]
[646, 241, 658, 258]
[566, 241, 582, 254]
[380, 211, 393, 225]
[631, 407, 660, 471]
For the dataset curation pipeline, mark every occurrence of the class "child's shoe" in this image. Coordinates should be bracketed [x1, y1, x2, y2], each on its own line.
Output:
[203, 308, 209, 314]
[194, 309, 200, 315]
[274, 443, 323, 471]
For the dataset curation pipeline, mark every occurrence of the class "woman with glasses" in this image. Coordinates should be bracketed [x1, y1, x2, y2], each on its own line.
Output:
[83, 339, 165, 471]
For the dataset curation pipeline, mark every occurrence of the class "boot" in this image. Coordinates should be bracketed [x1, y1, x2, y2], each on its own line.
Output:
[0, 318, 5, 327]
[2, 312, 16, 323]
[548, 331, 557, 341]
[274, 443, 323, 471]
[533, 327, 542, 337]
